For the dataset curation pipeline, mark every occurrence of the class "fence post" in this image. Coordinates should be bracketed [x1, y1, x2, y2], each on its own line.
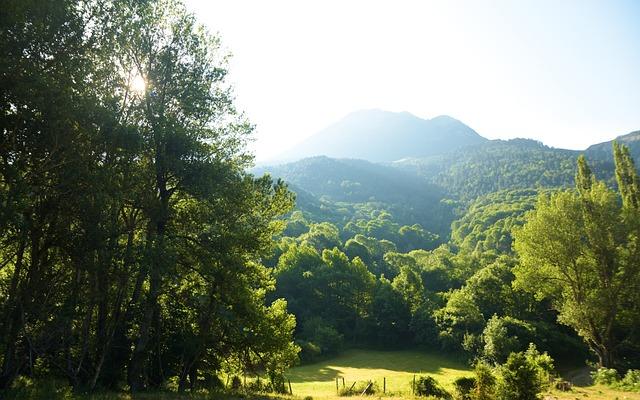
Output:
[383, 377, 386, 394]
[336, 377, 339, 394]
[342, 376, 345, 388]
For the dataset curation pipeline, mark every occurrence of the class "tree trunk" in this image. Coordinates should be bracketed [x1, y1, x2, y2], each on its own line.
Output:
[128, 218, 165, 391]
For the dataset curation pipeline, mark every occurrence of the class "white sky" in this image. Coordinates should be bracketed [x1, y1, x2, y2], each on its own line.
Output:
[184, 0, 640, 161]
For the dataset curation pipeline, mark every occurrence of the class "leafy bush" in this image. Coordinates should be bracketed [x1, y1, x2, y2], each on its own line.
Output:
[301, 317, 344, 355]
[482, 316, 535, 363]
[524, 343, 555, 389]
[472, 361, 496, 400]
[247, 377, 268, 393]
[620, 369, 640, 391]
[591, 367, 620, 385]
[414, 376, 452, 399]
[452, 376, 476, 400]
[3, 377, 72, 400]
[268, 372, 288, 394]
[495, 352, 542, 400]
[297, 339, 322, 363]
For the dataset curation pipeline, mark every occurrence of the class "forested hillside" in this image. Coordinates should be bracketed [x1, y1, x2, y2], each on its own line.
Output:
[2, 0, 640, 398]
[258, 116, 640, 379]
[394, 139, 581, 199]
[254, 157, 455, 238]
[586, 130, 640, 162]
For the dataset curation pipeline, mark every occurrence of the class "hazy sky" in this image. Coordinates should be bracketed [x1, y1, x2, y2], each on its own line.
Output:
[184, 0, 640, 161]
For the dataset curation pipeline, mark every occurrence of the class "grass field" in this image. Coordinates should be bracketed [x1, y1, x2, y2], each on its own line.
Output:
[545, 386, 640, 400]
[284, 349, 640, 400]
[4, 350, 639, 400]
[285, 349, 472, 398]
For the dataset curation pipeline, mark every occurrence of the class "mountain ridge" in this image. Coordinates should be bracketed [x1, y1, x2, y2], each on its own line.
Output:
[274, 109, 488, 163]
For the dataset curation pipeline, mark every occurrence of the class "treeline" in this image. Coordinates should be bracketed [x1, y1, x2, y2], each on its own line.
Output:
[1, 0, 296, 393]
[271, 147, 640, 371]
[268, 201, 587, 365]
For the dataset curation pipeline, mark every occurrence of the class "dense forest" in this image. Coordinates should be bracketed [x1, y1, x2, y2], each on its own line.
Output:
[257, 114, 640, 385]
[2, 0, 640, 398]
[1, 0, 297, 393]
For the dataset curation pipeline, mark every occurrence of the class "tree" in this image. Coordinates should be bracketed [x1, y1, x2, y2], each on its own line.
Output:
[482, 316, 534, 364]
[514, 149, 640, 367]
[0, 0, 299, 392]
[435, 288, 485, 351]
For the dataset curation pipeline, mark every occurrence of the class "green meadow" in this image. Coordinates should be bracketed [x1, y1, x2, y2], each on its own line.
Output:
[286, 349, 471, 397]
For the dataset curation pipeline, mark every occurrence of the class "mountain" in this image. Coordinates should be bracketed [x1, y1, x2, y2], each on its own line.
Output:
[585, 130, 640, 161]
[392, 139, 585, 199]
[256, 112, 639, 240]
[276, 109, 488, 162]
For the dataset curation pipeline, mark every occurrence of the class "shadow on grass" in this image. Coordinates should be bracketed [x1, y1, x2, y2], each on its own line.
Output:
[288, 366, 343, 382]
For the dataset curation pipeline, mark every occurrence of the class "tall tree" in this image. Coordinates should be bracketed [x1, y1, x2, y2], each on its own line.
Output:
[514, 146, 640, 367]
[0, 0, 298, 392]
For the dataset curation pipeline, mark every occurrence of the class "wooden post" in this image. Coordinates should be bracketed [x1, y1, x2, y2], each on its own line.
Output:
[383, 377, 386, 394]
[361, 381, 372, 396]
[342, 377, 345, 388]
[288, 378, 293, 395]
[336, 377, 339, 394]
[412, 375, 416, 395]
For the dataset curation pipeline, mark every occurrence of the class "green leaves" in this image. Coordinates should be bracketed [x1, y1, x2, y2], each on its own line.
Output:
[0, 0, 298, 391]
[514, 148, 640, 367]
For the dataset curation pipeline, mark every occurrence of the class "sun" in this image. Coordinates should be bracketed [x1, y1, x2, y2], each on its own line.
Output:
[130, 73, 146, 93]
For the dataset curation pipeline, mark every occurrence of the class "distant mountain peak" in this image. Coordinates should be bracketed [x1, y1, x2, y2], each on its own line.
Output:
[275, 109, 488, 163]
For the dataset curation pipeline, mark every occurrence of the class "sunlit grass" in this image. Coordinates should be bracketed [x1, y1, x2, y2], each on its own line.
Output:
[546, 385, 640, 400]
[285, 349, 472, 398]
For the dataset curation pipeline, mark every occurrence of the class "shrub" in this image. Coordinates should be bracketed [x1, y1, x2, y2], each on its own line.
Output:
[473, 361, 496, 400]
[452, 376, 476, 400]
[495, 352, 541, 400]
[482, 316, 533, 363]
[268, 372, 288, 394]
[301, 317, 344, 355]
[524, 343, 555, 389]
[591, 367, 620, 385]
[3, 377, 72, 400]
[414, 376, 452, 399]
[620, 369, 640, 391]
[297, 339, 322, 363]
[553, 379, 572, 391]
[247, 377, 268, 393]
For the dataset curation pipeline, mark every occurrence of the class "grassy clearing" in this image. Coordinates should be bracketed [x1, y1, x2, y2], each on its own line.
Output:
[5, 350, 638, 400]
[285, 349, 472, 398]
[544, 385, 640, 400]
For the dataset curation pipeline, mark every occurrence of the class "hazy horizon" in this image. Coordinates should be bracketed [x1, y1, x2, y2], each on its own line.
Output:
[184, 0, 640, 161]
